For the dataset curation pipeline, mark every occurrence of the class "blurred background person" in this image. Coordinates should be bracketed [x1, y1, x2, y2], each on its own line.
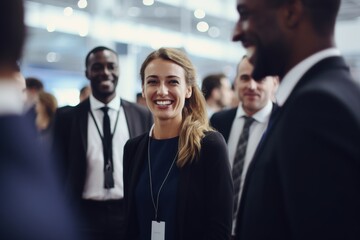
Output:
[123, 47, 233, 240]
[136, 92, 147, 107]
[210, 55, 278, 238]
[24, 77, 43, 117]
[201, 73, 233, 118]
[0, 0, 79, 239]
[79, 84, 91, 102]
[35, 91, 58, 144]
[232, 0, 360, 239]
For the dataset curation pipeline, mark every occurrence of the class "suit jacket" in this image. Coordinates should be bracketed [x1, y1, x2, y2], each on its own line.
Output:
[235, 56, 360, 240]
[123, 131, 233, 240]
[53, 98, 153, 202]
[0, 115, 79, 239]
[210, 108, 237, 143]
[210, 104, 278, 143]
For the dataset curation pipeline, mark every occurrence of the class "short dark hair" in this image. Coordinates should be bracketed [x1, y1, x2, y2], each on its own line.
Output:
[85, 46, 118, 69]
[26, 77, 44, 91]
[201, 73, 227, 100]
[268, 0, 340, 36]
[0, 0, 25, 63]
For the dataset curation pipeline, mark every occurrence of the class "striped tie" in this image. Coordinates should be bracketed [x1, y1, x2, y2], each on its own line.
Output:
[232, 116, 255, 217]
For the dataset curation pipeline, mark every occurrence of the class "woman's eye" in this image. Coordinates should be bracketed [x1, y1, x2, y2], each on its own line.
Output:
[147, 80, 157, 85]
[169, 80, 179, 85]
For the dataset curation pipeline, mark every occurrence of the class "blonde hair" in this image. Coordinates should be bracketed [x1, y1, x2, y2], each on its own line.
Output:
[140, 47, 213, 167]
[38, 91, 58, 120]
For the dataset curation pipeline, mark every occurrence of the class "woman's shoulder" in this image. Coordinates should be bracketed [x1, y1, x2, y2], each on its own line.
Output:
[125, 132, 149, 148]
[202, 130, 226, 145]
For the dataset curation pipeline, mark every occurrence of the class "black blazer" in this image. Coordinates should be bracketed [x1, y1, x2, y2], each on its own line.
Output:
[0, 115, 78, 239]
[210, 104, 278, 143]
[53, 98, 153, 201]
[123, 131, 233, 240]
[236, 56, 360, 240]
[210, 108, 237, 143]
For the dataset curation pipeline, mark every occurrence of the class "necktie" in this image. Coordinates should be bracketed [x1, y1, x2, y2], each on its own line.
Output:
[232, 116, 255, 217]
[101, 106, 114, 189]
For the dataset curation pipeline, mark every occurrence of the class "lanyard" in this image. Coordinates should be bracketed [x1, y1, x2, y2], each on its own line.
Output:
[89, 107, 120, 168]
[147, 137, 178, 221]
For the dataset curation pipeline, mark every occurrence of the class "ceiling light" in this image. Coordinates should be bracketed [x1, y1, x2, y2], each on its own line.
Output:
[64, 7, 73, 16]
[46, 23, 56, 32]
[46, 52, 60, 63]
[78, 0, 88, 9]
[143, 0, 154, 6]
[194, 9, 205, 19]
[197, 21, 209, 32]
[79, 28, 88, 37]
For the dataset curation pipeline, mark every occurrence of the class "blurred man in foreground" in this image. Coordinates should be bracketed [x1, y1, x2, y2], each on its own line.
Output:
[232, 0, 360, 239]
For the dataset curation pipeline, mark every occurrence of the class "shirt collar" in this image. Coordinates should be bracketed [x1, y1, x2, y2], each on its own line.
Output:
[89, 94, 121, 111]
[0, 80, 24, 115]
[276, 48, 341, 106]
[235, 100, 273, 123]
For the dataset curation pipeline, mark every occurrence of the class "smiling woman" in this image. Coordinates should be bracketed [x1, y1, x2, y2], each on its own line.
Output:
[123, 47, 233, 240]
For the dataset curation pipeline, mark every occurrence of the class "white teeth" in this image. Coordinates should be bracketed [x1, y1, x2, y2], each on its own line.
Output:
[156, 100, 172, 106]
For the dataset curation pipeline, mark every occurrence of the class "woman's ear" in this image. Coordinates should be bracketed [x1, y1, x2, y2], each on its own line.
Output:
[186, 86, 192, 99]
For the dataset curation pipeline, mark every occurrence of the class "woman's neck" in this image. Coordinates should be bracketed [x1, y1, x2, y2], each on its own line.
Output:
[152, 119, 181, 139]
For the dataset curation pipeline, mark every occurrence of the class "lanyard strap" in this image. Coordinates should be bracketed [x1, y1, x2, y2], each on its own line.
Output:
[147, 137, 178, 221]
[89, 107, 120, 169]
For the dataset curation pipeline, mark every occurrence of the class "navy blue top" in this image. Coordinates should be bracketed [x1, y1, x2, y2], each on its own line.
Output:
[135, 136, 180, 240]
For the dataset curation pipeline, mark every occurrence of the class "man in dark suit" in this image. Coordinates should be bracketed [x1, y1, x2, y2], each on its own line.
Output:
[210, 56, 278, 237]
[0, 1, 78, 239]
[232, 0, 360, 239]
[53, 46, 153, 240]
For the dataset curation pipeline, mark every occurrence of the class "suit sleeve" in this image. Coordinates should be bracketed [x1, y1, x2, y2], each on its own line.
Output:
[201, 131, 233, 240]
[280, 89, 360, 239]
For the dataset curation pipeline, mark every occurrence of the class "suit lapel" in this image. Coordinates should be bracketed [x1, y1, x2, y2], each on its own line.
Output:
[121, 99, 134, 138]
[78, 99, 90, 153]
[176, 160, 191, 240]
[128, 135, 149, 220]
[224, 108, 238, 142]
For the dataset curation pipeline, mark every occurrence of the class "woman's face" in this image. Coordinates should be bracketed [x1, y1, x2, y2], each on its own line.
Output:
[142, 58, 192, 125]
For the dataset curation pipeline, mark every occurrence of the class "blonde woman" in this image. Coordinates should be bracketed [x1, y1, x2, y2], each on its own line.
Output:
[123, 48, 233, 240]
[35, 91, 57, 144]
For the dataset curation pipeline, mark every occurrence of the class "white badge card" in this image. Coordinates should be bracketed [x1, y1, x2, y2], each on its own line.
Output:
[151, 221, 165, 240]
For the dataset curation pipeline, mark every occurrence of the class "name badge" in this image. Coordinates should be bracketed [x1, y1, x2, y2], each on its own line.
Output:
[151, 221, 165, 240]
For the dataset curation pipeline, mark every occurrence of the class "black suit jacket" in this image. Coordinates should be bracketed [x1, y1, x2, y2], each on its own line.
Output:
[236, 56, 360, 240]
[53, 98, 153, 201]
[210, 108, 237, 143]
[123, 131, 233, 240]
[0, 115, 78, 239]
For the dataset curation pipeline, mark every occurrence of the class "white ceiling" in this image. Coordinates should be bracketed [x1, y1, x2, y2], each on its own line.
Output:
[22, 0, 360, 86]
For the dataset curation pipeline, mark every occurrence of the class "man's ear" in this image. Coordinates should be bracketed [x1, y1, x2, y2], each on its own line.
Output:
[85, 69, 90, 80]
[282, 0, 304, 29]
[212, 88, 220, 99]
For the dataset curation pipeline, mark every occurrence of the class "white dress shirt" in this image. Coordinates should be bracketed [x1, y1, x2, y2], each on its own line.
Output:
[0, 80, 24, 115]
[276, 48, 341, 106]
[82, 94, 130, 200]
[228, 100, 273, 234]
